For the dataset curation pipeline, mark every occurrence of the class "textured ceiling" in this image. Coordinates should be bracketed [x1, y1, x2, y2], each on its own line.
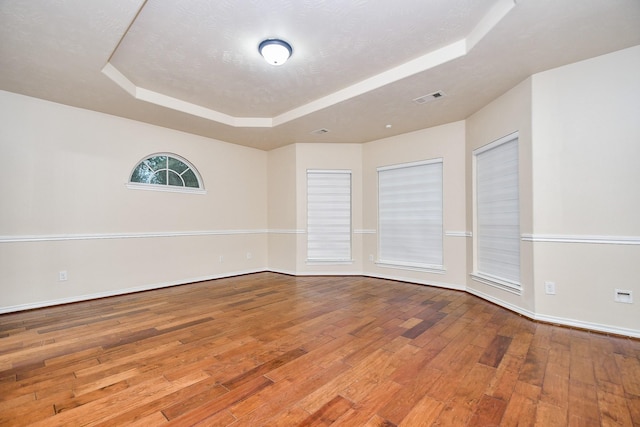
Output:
[1, 0, 639, 150]
[111, 0, 495, 117]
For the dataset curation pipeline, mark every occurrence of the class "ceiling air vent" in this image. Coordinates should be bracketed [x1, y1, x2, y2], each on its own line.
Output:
[413, 91, 446, 105]
[311, 128, 330, 135]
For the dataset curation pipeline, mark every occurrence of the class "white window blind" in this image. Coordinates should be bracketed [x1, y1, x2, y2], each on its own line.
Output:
[475, 134, 520, 287]
[378, 159, 443, 269]
[307, 170, 352, 262]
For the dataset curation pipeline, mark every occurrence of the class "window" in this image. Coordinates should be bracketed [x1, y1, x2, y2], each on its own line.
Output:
[378, 159, 443, 270]
[128, 153, 204, 193]
[473, 132, 520, 291]
[307, 170, 352, 263]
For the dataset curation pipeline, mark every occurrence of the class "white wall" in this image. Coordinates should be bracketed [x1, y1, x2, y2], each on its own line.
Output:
[267, 143, 364, 276]
[530, 45, 640, 335]
[293, 143, 364, 274]
[362, 121, 467, 289]
[465, 78, 535, 313]
[0, 90, 268, 311]
[2, 46, 638, 337]
[267, 144, 298, 274]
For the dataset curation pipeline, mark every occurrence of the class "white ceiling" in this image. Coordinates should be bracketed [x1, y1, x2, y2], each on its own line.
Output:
[1, 0, 639, 150]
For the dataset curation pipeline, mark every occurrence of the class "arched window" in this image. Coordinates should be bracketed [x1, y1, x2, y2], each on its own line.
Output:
[128, 153, 205, 193]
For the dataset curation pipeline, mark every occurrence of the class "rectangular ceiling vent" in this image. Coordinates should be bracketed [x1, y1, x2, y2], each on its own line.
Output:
[311, 128, 330, 135]
[413, 91, 446, 105]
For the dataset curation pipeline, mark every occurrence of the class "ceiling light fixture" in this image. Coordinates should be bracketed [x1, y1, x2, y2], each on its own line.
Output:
[259, 39, 292, 66]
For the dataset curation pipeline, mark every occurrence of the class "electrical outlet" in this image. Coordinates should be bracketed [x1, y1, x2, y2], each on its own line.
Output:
[369, 254, 374, 262]
[544, 281, 556, 295]
[614, 289, 633, 304]
[246, 252, 252, 260]
[219, 255, 224, 263]
[59, 270, 68, 281]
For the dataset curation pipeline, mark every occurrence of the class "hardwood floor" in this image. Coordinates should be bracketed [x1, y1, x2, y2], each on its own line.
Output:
[1, 272, 639, 426]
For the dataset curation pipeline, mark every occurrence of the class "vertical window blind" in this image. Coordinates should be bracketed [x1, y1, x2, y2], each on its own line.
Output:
[475, 134, 520, 286]
[307, 170, 352, 262]
[378, 159, 443, 269]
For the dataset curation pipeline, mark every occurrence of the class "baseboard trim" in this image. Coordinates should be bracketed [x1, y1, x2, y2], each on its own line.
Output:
[466, 287, 640, 339]
[3, 270, 637, 338]
[364, 272, 466, 291]
[292, 271, 364, 277]
[532, 313, 640, 339]
[266, 268, 298, 276]
[0, 269, 265, 314]
[465, 287, 536, 319]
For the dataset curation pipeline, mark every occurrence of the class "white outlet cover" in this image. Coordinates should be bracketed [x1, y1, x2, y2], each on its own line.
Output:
[614, 289, 633, 304]
[544, 281, 556, 295]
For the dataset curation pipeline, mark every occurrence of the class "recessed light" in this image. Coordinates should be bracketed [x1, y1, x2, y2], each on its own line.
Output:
[385, 124, 392, 129]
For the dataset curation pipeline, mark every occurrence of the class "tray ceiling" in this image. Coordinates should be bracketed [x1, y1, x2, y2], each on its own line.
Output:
[1, 0, 639, 150]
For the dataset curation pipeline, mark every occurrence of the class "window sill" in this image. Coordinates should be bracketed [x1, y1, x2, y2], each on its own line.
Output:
[306, 259, 354, 266]
[126, 183, 206, 195]
[375, 261, 445, 274]
[470, 272, 521, 295]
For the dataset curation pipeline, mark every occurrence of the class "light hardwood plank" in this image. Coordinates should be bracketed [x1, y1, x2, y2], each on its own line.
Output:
[0, 272, 638, 426]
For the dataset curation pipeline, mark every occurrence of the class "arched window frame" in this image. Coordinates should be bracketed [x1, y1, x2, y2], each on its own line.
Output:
[127, 153, 206, 194]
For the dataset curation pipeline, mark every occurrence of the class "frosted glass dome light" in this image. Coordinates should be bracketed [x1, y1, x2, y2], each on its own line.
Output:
[259, 39, 292, 66]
